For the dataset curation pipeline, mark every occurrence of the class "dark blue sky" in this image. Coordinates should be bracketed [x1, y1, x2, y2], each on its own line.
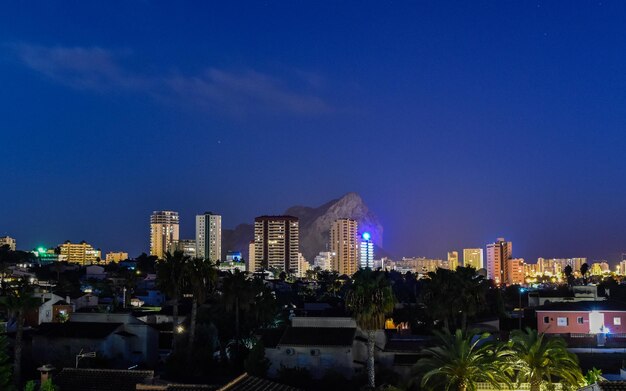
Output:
[2, 1, 626, 263]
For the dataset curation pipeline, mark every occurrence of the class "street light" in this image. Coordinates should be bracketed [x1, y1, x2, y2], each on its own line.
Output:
[518, 287, 526, 329]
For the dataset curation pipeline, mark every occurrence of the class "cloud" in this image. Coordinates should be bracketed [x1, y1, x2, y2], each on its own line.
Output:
[11, 43, 330, 116]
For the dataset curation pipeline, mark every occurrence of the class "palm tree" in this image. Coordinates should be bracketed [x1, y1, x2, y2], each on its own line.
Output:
[185, 257, 217, 363]
[414, 329, 514, 391]
[1, 279, 39, 386]
[345, 268, 395, 388]
[156, 251, 189, 352]
[421, 268, 459, 330]
[509, 328, 584, 391]
[580, 263, 589, 285]
[221, 269, 254, 360]
[455, 267, 487, 330]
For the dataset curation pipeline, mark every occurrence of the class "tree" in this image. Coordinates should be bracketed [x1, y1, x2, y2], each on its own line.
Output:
[345, 269, 395, 388]
[580, 263, 589, 285]
[585, 367, 602, 385]
[184, 257, 217, 364]
[455, 267, 487, 330]
[414, 329, 514, 391]
[0, 326, 13, 390]
[421, 268, 459, 330]
[221, 269, 255, 361]
[1, 279, 39, 386]
[156, 251, 189, 352]
[243, 339, 270, 377]
[509, 328, 584, 391]
[563, 265, 574, 286]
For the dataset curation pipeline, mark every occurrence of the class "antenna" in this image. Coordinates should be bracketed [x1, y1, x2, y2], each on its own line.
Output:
[75, 349, 96, 368]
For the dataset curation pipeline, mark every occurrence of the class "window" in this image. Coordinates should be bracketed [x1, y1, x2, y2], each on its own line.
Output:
[614, 317, 621, 326]
[577, 317, 584, 324]
[557, 317, 568, 326]
[543, 316, 550, 324]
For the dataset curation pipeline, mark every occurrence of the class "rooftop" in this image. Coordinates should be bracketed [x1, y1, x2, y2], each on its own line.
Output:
[54, 368, 154, 391]
[36, 322, 122, 339]
[278, 326, 355, 347]
[536, 300, 626, 312]
[218, 373, 300, 391]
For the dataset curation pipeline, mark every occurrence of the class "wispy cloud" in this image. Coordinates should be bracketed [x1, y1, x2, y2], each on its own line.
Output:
[11, 43, 331, 116]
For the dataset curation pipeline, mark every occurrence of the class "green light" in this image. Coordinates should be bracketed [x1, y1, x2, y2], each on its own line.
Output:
[37, 247, 46, 254]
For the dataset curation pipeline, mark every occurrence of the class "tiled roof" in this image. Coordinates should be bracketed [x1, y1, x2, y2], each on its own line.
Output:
[278, 327, 355, 347]
[595, 381, 626, 390]
[36, 322, 122, 339]
[218, 373, 300, 391]
[54, 368, 154, 391]
[536, 300, 626, 312]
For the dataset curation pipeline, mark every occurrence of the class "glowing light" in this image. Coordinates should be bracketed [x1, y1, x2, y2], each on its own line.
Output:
[362, 232, 371, 241]
[37, 247, 46, 254]
[176, 325, 185, 334]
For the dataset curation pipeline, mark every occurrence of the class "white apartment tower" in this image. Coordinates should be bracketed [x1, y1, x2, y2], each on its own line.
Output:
[150, 211, 180, 259]
[463, 248, 484, 270]
[253, 216, 299, 272]
[196, 212, 222, 262]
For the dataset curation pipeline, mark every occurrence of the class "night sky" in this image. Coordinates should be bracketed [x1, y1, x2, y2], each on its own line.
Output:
[2, 2, 626, 264]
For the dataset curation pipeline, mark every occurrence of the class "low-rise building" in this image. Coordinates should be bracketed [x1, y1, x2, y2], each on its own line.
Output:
[58, 241, 101, 266]
[105, 252, 129, 263]
[536, 301, 626, 335]
[0, 236, 16, 251]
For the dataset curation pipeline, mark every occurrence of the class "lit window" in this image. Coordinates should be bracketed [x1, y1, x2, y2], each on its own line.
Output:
[615, 317, 621, 326]
[557, 317, 568, 326]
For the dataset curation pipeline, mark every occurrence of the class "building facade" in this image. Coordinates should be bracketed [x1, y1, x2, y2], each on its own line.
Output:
[313, 251, 334, 271]
[58, 241, 101, 266]
[150, 211, 179, 259]
[447, 251, 459, 271]
[169, 239, 196, 258]
[253, 216, 299, 272]
[329, 219, 359, 275]
[0, 236, 16, 251]
[195, 212, 222, 262]
[463, 248, 484, 269]
[105, 252, 129, 263]
[359, 232, 374, 269]
[486, 238, 512, 284]
[506, 258, 525, 285]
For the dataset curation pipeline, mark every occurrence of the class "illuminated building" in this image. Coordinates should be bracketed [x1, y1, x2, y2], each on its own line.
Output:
[34, 247, 58, 265]
[537, 258, 586, 275]
[506, 258, 525, 285]
[105, 252, 128, 263]
[359, 232, 374, 269]
[330, 218, 359, 275]
[463, 248, 484, 269]
[486, 238, 512, 284]
[195, 212, 222, 262]
[169, 239, 196, 258]
[226, 251, 242, 262]
[150, 211, 179, 259]
[253, 216, 299, 272]
[313, 251, 334, 271]
[58, 241, 101, 266]
[591, 261, 610, 275]
[447, 251, 459, 271]
[0, 236, 16, 251]
[247, 241, 256, 272]
[298, 253, 310, 277]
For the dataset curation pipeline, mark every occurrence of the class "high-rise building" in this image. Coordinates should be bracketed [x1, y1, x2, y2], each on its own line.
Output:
[447, 251, 459, 271]
[506, 258, 525, 285]
[0, 236, 16, 251]
[329, 218, 359, 275]
[313, 251, 334, 271]
[105, 252, 128, 263]
[170, 239, 197, 258]
[150, 211, 179, 259]
[58, 241, 101, 266]
[195, 212, 222, 262]
[298, 253, 310, 277]
[463, 248, 484, 269]
[359, 232, 374, 269]
[253, 216, 299, 272]
[486, 238, 512, 284]
[247, 241, 256, 272]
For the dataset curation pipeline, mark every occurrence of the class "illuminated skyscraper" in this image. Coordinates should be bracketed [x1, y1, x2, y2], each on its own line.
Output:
[150, 211, 179, 259]
[330, 218, 359, 275]
[447, 251, 459, 270]
[247, 241, 256, 272]
[359, 232, 374, 269]
[253, 216, 299, 272]
[195, 212, 222, 262]
[463, 248, 484, 269]
[486, 238, 512, 284]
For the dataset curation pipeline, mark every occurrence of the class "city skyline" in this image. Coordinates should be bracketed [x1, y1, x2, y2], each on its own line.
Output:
[4, 2, 626, 263]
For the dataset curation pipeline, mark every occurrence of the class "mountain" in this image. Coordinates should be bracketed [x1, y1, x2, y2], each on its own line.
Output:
[221, 192, 385, 262]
